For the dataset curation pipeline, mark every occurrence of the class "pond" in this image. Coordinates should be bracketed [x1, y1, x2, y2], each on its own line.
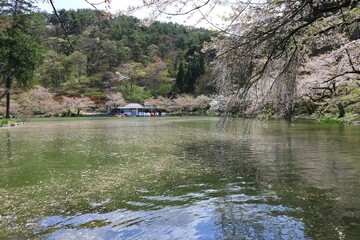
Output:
[0, 117, 359, 239]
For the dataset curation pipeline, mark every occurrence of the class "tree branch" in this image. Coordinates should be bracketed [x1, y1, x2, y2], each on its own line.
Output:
[159, 0, 211, 16]
[345, 48, 357, 72]
[48, 0, 73, 51]
[323, 71, 360, 83]
[340, 8, 352, 38]
[312, 86, 334, 93]
[343, 99, 360, 108]
[84, 0, 111, 10]
[0, 88, 9, 101]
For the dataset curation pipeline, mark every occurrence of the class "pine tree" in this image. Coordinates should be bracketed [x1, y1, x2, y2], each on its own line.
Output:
[0, 0, 46, 118]
[175, 61, 185, 93]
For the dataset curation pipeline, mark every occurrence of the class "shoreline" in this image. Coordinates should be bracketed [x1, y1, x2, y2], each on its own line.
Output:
[2, 112, 360, 127]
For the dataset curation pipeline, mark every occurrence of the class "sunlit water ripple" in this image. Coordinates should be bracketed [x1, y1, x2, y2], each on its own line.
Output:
[36, 180, 306, 240]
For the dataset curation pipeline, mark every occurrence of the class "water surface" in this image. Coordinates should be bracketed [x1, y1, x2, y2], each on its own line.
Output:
[0, 117, 359, 239]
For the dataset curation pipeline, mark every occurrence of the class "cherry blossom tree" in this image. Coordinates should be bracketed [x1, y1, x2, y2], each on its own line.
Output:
[12, 86, 62, 119]
[194, 94, 211, 114]
[173, 94, 195, 113]
[105, 91, 126, 110]
[75, 97, 93, 115]
[61, 96, 77, 116]
[61, 96, 94, 116]
[144, 96, 172, 108]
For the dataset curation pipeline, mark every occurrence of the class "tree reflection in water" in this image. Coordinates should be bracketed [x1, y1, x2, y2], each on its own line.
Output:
[181, 121, 360, 239]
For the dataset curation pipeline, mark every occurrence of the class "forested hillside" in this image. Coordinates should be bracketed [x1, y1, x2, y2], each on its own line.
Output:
[1, 7, 215, 118]
[40, 9, 214, 97]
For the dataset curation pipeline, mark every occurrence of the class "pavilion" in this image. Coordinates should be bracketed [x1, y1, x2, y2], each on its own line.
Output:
[118, 103, 145, 117]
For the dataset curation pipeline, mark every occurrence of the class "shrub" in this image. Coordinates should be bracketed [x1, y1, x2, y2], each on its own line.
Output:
[1, 118, 9, 125]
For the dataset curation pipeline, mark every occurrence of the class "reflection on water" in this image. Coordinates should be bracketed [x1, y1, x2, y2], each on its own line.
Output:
[0, 118, 359, 239]
[37, 190, 305, 240]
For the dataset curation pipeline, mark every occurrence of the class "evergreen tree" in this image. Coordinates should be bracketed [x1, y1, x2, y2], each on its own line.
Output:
[175, 61, 185, 93]
[182, 55, 206, 94]
[0, 0, 46, 118]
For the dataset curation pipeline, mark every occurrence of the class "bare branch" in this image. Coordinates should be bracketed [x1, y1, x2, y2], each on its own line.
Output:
[322, 71, 360, 83]
[343, 99, 360, 108]
[84, 0, 111, 10]
[345, 48, 357, 72]
[0, 88, 9, 101]
[48, 0, 73, 51]
[340, 8, 351, 38]
[159, 0, 211, 16]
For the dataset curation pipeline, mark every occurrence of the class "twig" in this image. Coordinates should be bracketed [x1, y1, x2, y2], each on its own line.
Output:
[345, 48, 357, 72]
[159, 0, 211, 16]
[0, 88, 10, 100]
[48, 0, 73, 51]
[322, 70, 360, 83]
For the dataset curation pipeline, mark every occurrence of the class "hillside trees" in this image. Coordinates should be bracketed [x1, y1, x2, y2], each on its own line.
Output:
[144, 57, 170, 97]
[174, 34, 210, 94]
[37, 50, 64, 86]
[40, 8, 213, 100]
[48, 8, 102, 35]
[66, 51, 88, 81]
[38, 50, 87, 86]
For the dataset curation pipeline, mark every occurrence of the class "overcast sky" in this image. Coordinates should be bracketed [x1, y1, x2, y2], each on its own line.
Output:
[37, 0, 132, 13]
[37, 0, 231, 29]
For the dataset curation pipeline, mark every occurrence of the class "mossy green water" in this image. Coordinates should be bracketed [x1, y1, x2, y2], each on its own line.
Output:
[1, 117, 359, 239]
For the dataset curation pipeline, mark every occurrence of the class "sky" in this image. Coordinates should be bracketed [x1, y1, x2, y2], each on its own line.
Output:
[36, 0, 231, 29]
[37, 0, 131, 13]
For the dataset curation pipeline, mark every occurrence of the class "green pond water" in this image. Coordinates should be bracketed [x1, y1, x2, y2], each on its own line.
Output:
[0, 117, 359, 239]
